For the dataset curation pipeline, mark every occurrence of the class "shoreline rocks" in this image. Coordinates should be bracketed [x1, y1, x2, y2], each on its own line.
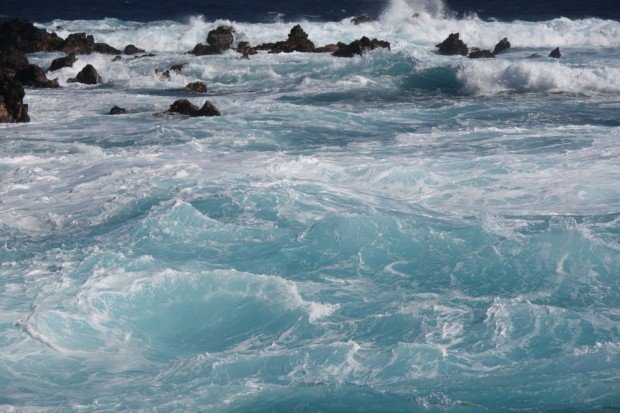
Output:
[493, 38, 511, 55]
[15, 64, 60, 88]
[436, 33, 468, 56]
[257, 25, 315, 54]
[48, 52, 76, 71]
[123, 44, 145, 55]
[167, 99, 220, 117]
[109, 105, 126, 115]
[332, 36, 390, 57]
[191, 26, 235, 55]
[185, 81, 207, 93]
[0, 69, 29, 123]
[468, 48, 495, 58]
[549, 47, 561, 58]
[76, 64, 102, 84]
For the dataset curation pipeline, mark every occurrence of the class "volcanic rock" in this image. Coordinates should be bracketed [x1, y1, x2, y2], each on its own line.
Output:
[123, 44, 145, 55]
[0, 18, 64, 52]
[48, 52, 76, 71]
[493, 38, 510, 55]
[0, 47, 29, 72]
[190, 26, 235, 55]
[314, 44, 339, 53]
[468, 48, 495, 58]
[257, 25, 315, 54]
[549, 47, 561, 58]
[0, 69, 29, 122]
[167, 99, 220, 117]
[62, 32, 120, 55]
[436, 33, 468, 56]
[109, 105, 126, 115]
[332, 36, 390, 57]
[76, 64, 102, 84]
[185, 81, 207, 93]
[15, 64, 60, 88]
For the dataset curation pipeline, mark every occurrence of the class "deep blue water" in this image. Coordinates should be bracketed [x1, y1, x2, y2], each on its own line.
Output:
[2, 0, 620, 22]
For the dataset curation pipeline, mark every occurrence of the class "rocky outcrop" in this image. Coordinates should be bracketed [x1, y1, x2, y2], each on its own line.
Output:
[332, 36, 390, 57]
[48, 52, 76, 72]
[62, 32, 121, 55]
[156, 63, 187, 80]
[0, 47, 30, 73]
[436, 33, 468, 56]
[235, 41, 257, 56]
[468, 48, 495, 58]
[352, 15, 374, 25]
[123, 44, 145, 55]
[314, 44, 339, 53]
[109, 105, 126, 115]
[257, 25, 315, 54]
[15, 64, 60, 88]
[185, 81, 207, 93]
[167, 99, 220, 117]
[190, 26, 235, 55]
[0, 19, 64, 52]
[0, 69, 29, 122]
[493, 38, 510, 55]
[76, 64, 102, 84]
[549, 47, 561, 58]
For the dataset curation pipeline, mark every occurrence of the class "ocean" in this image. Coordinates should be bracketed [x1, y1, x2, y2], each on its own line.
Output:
[0, 0, 619, 411]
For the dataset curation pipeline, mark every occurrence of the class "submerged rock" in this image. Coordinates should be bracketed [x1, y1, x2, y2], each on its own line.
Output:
[15, 64, 60, 87]
[549, 47, 561, 58]
[109, 105, 126, 115]
[185, 81, 207, 93]
[48, 52, 76, 71]
[0, 18, 64, 52]
[167, 99, 220, 117]
[112, 55, 122, 62]
[76, 64, 102, 84]
[0, 68, 29, 122]
[332, 36, 390, 57]
[123, 44, 145, 55]
[493, 37, 511, 55]
[468, 48, 495, 58]
[257, 25, 315, 54]
[436, 33, 468, 56]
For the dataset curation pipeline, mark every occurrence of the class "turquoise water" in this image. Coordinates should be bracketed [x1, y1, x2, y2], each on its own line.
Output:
[1, 3, 619, 411]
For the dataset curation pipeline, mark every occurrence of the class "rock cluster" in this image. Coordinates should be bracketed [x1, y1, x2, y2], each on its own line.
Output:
[190, 26, 235, 55]
[167, 99, 220, 117]
[332, 36, 390, 57]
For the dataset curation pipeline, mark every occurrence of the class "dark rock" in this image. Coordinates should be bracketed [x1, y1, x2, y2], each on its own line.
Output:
[207, 26, 235, 52]
[332, 36, 390, 57]
[528, 53, 541, 59]
[15, 64, 60, 88]
[0, 47, 29, 71]
[549, 47, 561, 58]
[190, 26, 235, 55]
[352, 15, 374, 25]
[123, 44, 145, 55]
[62, 32, 120, 55]
[76, 64, 102, 84]
[166, 99, 220, 117]
[0, 68, 29, 122]
[112, 55, 122, 62]
[48, 52, 76, 71]
[468, 48, 495, 58]
[314, 44, 339, 53]
[257, 25, 315, 54]
[185, 81, 207, 93]
[493, 37, 510, 55]
[170, 63, 187, 73]
[0, 18, 64, 52]
[330, 15, 344, 22]
[235, 41, 257, 56]
[109, 105, 126, 115]
[435, 33, 468, 56]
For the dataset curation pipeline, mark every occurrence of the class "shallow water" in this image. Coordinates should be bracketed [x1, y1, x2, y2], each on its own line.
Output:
[1, 0, 619, 411]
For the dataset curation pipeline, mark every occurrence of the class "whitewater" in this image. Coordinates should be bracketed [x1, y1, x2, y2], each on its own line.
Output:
[1, 0, 619, 411]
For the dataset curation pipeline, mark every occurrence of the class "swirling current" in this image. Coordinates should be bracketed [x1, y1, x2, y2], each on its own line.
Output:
[1, 0, 619, 411]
